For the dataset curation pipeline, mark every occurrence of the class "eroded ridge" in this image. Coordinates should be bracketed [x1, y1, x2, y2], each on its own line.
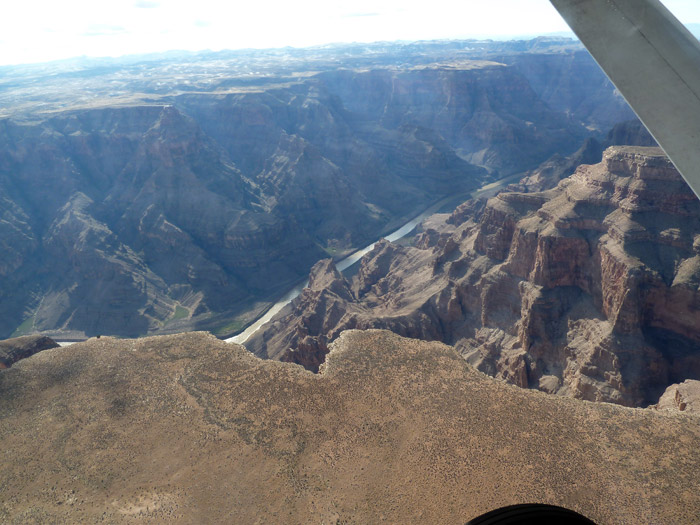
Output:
[248, 147, 700, 407]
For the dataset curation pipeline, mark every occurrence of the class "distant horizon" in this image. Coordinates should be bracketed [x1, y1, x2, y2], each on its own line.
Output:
[1, 33, 586, 70]
[2, 0, 699, 67]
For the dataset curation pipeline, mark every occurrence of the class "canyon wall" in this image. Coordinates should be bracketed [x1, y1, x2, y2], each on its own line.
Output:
[0, 43, 629, 338]
[248, 147, 700, 407]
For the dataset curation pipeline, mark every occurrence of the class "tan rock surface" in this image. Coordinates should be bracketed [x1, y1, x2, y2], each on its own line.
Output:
[1, 330, 700, 523]
[656, 380, 700, 414]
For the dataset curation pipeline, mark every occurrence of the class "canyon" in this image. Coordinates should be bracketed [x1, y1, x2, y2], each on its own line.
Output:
[248, 146, 700, 408]
[0, 38, 633, 339]
[1, 36, 699, 523]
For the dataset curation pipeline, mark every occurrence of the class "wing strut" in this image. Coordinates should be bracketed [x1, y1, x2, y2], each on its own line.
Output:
[550, 0, 700, 199]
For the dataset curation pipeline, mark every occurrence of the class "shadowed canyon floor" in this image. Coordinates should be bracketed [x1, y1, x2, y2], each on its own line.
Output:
[1, 330, 699, 523]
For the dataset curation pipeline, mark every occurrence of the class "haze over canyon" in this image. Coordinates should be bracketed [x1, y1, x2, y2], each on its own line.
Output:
[0, 38, 634, 339]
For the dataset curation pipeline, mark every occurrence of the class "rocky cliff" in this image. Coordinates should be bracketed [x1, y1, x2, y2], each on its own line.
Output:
[0, 106, 323, 338]
[0, 335, 58, 368]
[0, 41, 635, 338]
[247, 147, 700, 407]
[655, 379, 700, 414]
[1, 330, 698, 523]
[501, 49, 635, 133]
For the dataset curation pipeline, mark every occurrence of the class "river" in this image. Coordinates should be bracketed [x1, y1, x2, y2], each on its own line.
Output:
[53, 174, 518, 347]
[225, 200, 444, 345]
[226, 172, 521, 345]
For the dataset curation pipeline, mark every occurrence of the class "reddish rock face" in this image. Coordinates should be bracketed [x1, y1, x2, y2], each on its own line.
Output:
[247, 147, 700, 407]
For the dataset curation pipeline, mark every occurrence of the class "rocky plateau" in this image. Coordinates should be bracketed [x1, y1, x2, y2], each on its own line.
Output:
[0, 334, 58, 368]
[1, 330, 699, 523]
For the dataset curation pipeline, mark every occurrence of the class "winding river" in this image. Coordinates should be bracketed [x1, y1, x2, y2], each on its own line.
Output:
[226, 172, 521, 345]
[54, 174, 518, 347]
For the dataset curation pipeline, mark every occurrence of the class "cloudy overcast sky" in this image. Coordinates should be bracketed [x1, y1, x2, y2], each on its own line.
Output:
[2, 0, 699, 66]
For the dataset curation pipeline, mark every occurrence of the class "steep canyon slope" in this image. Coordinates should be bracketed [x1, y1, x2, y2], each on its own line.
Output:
[248, 147, 700, 407]
[0, 39, 632, 338]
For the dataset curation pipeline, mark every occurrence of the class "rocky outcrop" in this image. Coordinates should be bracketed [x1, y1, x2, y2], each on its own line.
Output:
[0, 335, 58, 368]
[655, 379, 700, 414]
[248, 147, 700, 407]
[256, 258, 358, 370]
[2, 330, 700, 523]
[508, 119, 657, 194]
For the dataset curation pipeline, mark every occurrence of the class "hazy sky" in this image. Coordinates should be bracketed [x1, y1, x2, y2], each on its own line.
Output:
[2, 0, 699, 66]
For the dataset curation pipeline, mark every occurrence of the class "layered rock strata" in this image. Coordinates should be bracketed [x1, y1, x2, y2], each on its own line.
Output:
[508, 119, 657, 194]
[247, 147, 700, 407]
[0, 42, 633, 339]
[0, 335, 58, 368]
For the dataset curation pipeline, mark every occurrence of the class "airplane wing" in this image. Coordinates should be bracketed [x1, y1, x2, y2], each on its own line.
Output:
[549, 0, 700, 199]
